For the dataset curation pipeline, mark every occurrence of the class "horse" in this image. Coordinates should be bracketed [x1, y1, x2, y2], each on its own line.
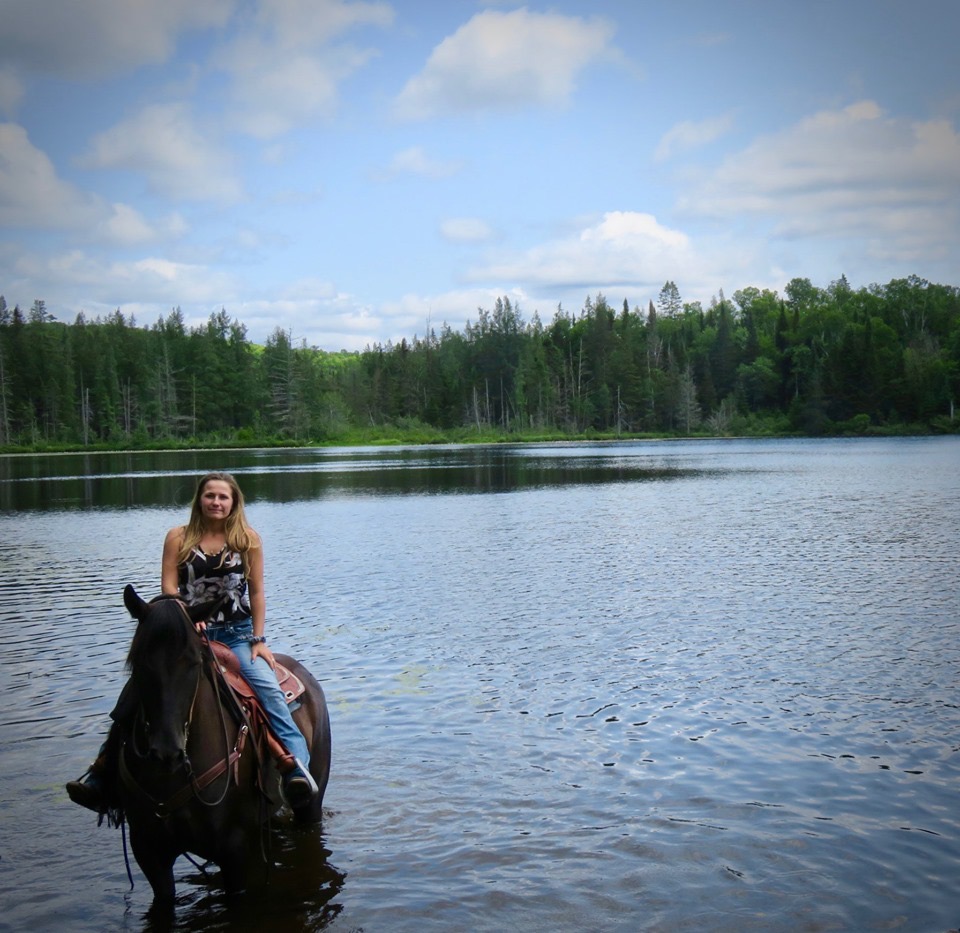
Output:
[116, 584, 331, 910]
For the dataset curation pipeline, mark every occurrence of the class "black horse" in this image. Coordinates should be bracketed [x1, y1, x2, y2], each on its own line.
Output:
[117, 585, 330, 909]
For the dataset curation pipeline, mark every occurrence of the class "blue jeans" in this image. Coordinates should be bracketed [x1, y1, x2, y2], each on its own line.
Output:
[205, 618, 310, 766]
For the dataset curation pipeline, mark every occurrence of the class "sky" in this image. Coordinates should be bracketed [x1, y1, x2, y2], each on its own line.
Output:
[1, 0, 959, 352]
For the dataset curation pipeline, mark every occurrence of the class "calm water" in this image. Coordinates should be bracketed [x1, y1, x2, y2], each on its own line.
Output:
[1, 438, 958, 932]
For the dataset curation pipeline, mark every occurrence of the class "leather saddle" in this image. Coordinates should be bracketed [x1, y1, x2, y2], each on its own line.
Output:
[207, 641, 306, 771]
[208, 641, 306, 706]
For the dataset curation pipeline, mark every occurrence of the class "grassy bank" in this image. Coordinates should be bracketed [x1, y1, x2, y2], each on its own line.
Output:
[2, 414, 955, 456]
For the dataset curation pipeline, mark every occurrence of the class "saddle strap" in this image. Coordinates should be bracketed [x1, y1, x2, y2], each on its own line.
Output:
[185, 723, 248, 803]
[118, 724, 249, 818]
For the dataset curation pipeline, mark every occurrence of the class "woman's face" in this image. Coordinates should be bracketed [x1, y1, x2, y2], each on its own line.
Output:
[199, 479, 234, 522]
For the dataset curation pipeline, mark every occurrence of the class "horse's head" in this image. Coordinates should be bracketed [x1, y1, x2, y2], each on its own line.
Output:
[123, 585, 214, 770]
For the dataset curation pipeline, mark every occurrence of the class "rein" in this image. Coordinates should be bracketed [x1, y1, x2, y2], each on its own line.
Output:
[118, 605, 249, 820]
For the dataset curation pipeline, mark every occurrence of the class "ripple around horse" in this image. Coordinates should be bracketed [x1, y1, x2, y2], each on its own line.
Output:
[115, 585, 331, 911]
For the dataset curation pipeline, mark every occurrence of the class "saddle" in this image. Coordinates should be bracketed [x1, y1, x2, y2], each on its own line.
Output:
[209, 641, 306, 705]
[207, 641, 306, 773]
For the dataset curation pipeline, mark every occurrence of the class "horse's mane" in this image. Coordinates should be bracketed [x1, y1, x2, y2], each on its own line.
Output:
[126, 594, 197, 671]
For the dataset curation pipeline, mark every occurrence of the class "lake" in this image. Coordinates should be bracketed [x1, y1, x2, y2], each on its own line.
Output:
[1, 437, 959, 932]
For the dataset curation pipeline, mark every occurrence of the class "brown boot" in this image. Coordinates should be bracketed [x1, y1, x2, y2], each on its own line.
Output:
[66, 727, 123, 824]
[66, 756, 108, 813]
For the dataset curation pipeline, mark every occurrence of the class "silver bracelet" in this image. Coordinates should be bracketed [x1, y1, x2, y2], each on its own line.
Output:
[248, 634, 267, 645]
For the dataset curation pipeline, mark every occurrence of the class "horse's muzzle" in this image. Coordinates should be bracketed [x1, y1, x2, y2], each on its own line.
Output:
[144, 733, 188, 772]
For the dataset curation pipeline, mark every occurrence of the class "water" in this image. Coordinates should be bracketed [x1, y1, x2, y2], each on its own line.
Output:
[1, 437, 958, 932]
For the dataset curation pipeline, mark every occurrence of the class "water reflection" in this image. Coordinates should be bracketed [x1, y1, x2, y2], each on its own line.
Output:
[0, 444, 715, 510]
[137, 825, 346, 933]
[5, 437, 959, 932]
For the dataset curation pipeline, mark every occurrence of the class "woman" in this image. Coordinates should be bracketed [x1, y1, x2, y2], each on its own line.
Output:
[67, 471, 317, 815]
[161, 471, 317, 806]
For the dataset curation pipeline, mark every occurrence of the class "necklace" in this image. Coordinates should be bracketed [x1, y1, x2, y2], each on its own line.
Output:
[199, 536, 226, 557]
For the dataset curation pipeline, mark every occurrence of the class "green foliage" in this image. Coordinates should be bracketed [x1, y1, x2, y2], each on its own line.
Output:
[1, 276, 959, 451]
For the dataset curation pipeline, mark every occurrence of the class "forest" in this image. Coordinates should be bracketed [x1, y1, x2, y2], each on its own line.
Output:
[0, 274, 957, 451]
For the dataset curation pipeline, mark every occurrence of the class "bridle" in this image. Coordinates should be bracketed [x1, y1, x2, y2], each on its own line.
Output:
[118, 601, 249, 820]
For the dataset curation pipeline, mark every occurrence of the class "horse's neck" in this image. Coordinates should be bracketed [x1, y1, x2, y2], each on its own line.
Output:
[185, 672, 242, 766]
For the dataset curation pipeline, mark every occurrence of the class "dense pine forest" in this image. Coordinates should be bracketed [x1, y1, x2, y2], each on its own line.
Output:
[1, 274, 957, 451]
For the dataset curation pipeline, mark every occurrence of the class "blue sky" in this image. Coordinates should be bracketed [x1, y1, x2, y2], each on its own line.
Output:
[1, 0, 958, 351]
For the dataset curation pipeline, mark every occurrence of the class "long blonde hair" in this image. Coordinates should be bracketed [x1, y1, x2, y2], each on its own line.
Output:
[177, 472, 259, 573]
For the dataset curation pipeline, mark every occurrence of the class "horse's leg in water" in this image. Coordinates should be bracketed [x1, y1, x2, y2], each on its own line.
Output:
[214, 825, 250, 896]
[129, 825, 178, 910]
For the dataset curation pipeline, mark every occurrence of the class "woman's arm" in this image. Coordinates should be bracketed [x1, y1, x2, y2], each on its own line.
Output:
[161, 527, 184, 595]
[246, 532, 275, 669]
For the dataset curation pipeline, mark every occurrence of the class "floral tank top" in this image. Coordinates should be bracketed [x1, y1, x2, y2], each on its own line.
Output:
[178, 546, 251, 624]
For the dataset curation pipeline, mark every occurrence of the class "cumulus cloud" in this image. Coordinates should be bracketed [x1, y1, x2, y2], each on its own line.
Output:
[251, 0, 393, 46]
[4, 0, 395, 137]
[377, 146, 462, 180]
[654, 113, 735, 162]
[681, 100, 960, 258]
[0, 123, 102, 228]
[440, 218, 494, 242]
[394, 9, 615, 120]
[377, 286, 533, 343]
[247, 283, 534, 352]
[98, 204, 188, 246]
[0, 122, 185, 248]
[6, 247, 239, 324]
[0, 67, 24, 117]
[81, 103, 242, 202]
[216, 0, 394, 137]
[219, 42, 377, 137]
[471, 211, 696, 290]
[0, 0, 231, 79]
[235, 277, 389, 351]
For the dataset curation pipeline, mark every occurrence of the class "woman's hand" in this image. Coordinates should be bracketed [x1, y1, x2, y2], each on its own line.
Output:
[252, 639, 276, 670]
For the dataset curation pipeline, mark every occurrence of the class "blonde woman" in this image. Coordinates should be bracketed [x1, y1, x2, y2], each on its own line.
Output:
[160, 472, 317, 807]
[68, 472, 317, 815]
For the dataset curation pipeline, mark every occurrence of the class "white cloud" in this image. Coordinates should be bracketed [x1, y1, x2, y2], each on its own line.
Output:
[0, 122, 184, 248]
[378, 146, 462, 179]
[654, 113, 735, 162]
[97, 204, 189, 246]
[216, 0, 394, 137]
[236, 278, 387, 351]
[692, 32, 731, 48]
[681, 101, 960, 257]
[0, 123, 102, 228]
[220, 42, 375, 138]
[5, 247, 239, 324]
[98, 203, 157, 245]
[0, 67, 24, 117]
[252, 0, 394, 47]
[440, 217, 493, 242]
[394, 9, 615, 120]
[0, 0, 232, 79]
[244, 283, 534, 352]
[471, 211, 696, 290]
[378, 286, 532, 339]
[81, 103, 242, 202]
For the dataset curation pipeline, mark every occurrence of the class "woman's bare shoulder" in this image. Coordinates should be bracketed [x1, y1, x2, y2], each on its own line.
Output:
[164, 525, 187, 545]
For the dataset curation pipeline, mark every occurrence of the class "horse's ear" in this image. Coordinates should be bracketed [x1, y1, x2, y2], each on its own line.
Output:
[124, 584, 148, 621]
[184, 603, 210, 622]
[186, 598, 218, 624]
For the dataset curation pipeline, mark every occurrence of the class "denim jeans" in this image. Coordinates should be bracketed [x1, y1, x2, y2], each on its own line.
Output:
[206, 618, 310, 766]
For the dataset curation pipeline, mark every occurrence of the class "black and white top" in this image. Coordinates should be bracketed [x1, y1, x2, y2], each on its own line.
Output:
[178, 546, 251, 623]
